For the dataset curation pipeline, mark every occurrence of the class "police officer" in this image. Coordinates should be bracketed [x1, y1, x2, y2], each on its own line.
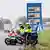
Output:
[19, 24, 25, 36]
[24, 23, 32, 45]
[25, 24, 32, 40]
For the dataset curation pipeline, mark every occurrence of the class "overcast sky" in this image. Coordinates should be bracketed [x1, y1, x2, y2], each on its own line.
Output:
[0, 0, 50, 23]
[0, 0, 25, 23]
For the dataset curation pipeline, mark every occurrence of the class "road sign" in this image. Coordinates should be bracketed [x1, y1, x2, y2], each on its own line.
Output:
[27, 3, 43, 31]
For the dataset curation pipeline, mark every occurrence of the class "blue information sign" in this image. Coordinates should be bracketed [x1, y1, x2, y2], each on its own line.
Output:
[27, 3, 43, 30]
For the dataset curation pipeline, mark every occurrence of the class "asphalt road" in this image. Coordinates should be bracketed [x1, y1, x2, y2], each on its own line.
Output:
[0, 31, 24, 50]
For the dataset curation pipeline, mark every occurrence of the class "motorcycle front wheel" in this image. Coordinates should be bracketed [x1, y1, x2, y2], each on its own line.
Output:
[5, 38, 11, 45]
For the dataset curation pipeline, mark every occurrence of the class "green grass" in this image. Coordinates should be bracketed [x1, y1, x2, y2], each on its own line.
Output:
[24, 29, 50, 50]
[38, 30, 50, 44]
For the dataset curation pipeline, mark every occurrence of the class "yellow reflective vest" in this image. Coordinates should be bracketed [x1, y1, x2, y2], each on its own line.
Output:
[20, 28, 24, 33]
[25, 28, 32, 33]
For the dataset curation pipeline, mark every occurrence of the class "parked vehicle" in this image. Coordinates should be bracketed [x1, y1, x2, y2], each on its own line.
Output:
[5, 30, 25, 45]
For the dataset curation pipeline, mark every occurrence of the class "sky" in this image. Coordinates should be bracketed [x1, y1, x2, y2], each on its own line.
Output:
[0, 0, 50, 24]
[0, 0, 25, 24]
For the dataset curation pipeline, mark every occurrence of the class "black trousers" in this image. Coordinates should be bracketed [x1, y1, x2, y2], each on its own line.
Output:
[23, 32, 38, 41]
[24, 32, 38, 39]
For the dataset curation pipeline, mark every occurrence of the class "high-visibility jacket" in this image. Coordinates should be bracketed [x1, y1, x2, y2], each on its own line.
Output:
[25, 28, 32, 33]
[20, 28, 24, 33]
[20, 28, 25, 35]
